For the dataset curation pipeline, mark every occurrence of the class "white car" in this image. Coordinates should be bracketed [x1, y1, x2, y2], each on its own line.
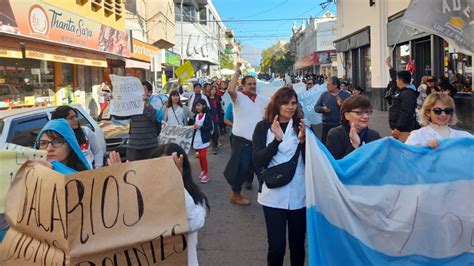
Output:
[0, 106, 106, 152]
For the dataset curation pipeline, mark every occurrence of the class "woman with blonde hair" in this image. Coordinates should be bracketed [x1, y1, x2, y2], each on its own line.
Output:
[406, 93, 472, 148]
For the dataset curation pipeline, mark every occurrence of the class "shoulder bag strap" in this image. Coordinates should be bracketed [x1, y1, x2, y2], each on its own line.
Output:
[171, 106, 183, 126]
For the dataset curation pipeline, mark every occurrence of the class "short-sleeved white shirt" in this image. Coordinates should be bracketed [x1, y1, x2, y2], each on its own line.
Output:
[232, 92, 270, 141]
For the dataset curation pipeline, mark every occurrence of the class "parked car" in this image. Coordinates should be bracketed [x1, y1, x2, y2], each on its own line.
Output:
[0, 106, 108, 162]
[162, 78, 198, 94]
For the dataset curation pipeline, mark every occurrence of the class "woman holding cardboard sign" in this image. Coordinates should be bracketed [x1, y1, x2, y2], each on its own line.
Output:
[108, 143, 209, 266]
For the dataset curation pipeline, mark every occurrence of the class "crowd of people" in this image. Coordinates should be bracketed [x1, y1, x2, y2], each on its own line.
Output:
[0, 58, 472, 265]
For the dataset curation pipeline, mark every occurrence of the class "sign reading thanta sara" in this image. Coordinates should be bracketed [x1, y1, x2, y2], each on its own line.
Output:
[402, 0, 473, 55]
[0, 0, 130, 56]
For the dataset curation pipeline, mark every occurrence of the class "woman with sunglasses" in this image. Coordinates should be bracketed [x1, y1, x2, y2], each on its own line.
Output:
[406, 93, 472, 148]
[326, 95, 381, 159]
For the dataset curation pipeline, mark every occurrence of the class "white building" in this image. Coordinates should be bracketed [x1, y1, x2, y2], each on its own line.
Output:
[173, 0, 226, 77]
[291, 12, 337, 76]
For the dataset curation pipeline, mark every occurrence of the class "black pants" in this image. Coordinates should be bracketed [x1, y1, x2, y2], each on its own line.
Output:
[263, 206, 306, 266]
[126, 147, 155, 161]
[321, 123, 338, 145]
[232, 138, 253, 193]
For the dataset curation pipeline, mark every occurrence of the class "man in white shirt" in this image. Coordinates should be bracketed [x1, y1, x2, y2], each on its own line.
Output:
[224, 63, 270, 206]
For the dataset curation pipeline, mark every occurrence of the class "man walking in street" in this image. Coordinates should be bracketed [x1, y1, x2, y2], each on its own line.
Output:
[389, 70, 419, 142]
[224, 63, 270, 206]
[314, 77, 351, 144]
[124, 81, 162, 161]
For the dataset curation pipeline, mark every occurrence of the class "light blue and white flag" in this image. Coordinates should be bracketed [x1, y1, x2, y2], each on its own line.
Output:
[305, 130, 474, 265]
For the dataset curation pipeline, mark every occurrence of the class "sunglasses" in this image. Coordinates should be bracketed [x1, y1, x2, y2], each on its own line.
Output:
[307, 83, 314, 85]
[432, 107, 454, 115]
[350, 110, 373, 116]
[37, 138, 66, 149]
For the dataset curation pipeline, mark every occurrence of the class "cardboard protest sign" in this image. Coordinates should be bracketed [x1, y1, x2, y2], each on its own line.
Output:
[298, 84, 327, 125]
[175, 61, 194, 84]
[109, 75, 145, 117]
[0, 157, 188, 265]
[0, 144, 46, 213]
[159, 122, 195, 154]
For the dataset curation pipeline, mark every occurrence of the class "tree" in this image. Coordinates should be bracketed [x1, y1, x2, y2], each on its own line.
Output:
[260, 41, 294, 76]
[220, 54, 235, 69]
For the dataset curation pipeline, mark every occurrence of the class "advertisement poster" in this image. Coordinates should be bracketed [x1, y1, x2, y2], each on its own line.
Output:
[0, 0, 130, 57]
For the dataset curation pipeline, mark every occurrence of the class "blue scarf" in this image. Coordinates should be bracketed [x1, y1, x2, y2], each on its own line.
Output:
[34, 119, 91, 174]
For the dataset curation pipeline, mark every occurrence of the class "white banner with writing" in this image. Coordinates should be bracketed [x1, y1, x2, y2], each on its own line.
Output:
[109, 75, 145, 116]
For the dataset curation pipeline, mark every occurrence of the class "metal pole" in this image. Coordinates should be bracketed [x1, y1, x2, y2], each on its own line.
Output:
[180, 0, 184, 66]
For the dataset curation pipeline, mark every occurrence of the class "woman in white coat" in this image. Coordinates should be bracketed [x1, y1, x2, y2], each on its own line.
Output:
[406, 93, 472, 148]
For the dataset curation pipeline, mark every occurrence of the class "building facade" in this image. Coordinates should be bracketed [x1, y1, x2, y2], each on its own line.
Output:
[335, 0, 472, 130]
[225, 29, 241, 69]
[173, 0, 226, 77]
[125, 0, 176, 89]
[0, 0, 129, 116]
[290, 12, 337, 77]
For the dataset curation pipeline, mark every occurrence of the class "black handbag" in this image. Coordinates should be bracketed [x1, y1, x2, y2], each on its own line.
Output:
[258, 144, 302, 189]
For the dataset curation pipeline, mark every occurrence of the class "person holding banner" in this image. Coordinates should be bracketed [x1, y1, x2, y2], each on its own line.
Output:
[0, 119, 91, 243]
[224, 63, 270, 205]
[51, 106, 105, 168]
[115, 81, 162, 161]
[326, 96, 381, 160]
[163, 90, 193, 126]
[108, 143, 209, 266]
[193, 99, 213, 183]
[405, 93, 472, 147]
[252, 87, 306, 266]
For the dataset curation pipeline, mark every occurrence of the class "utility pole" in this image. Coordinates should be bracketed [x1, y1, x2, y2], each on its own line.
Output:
[180, 0, 184, 66]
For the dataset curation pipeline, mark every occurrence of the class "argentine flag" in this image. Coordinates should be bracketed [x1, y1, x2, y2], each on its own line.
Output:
[305, 130, 474, 265]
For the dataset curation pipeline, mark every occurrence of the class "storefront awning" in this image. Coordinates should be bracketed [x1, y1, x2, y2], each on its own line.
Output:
[334, 27, 370, 52]
[0, 35, 22, 59]
[125, 59, 150, 70]
[23, 40, 108, 67]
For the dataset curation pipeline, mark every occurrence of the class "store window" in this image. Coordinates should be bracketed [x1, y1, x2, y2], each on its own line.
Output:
[0, 58, 54, 107]
[394, 43, 411, 72]
[363, 46, 371, 91]
[344, 51, 352, 84]
[443, 41, 472, 92]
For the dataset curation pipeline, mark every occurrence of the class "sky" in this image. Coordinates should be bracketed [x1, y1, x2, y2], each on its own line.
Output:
[212, 0, 337, 66]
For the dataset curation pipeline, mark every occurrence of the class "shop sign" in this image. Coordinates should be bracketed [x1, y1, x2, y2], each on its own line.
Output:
[165, 50, 181, 67]
[25, 50, 108, 67]
[0, 1, 130, 57]
[316, 20, 337, 52]
[131, 39, 159, 62]
[0, 49, 22, 59]
[318, 52, 332, 65]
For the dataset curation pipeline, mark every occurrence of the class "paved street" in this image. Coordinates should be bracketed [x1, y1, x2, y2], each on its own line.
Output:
[191, 110, 391, 265]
